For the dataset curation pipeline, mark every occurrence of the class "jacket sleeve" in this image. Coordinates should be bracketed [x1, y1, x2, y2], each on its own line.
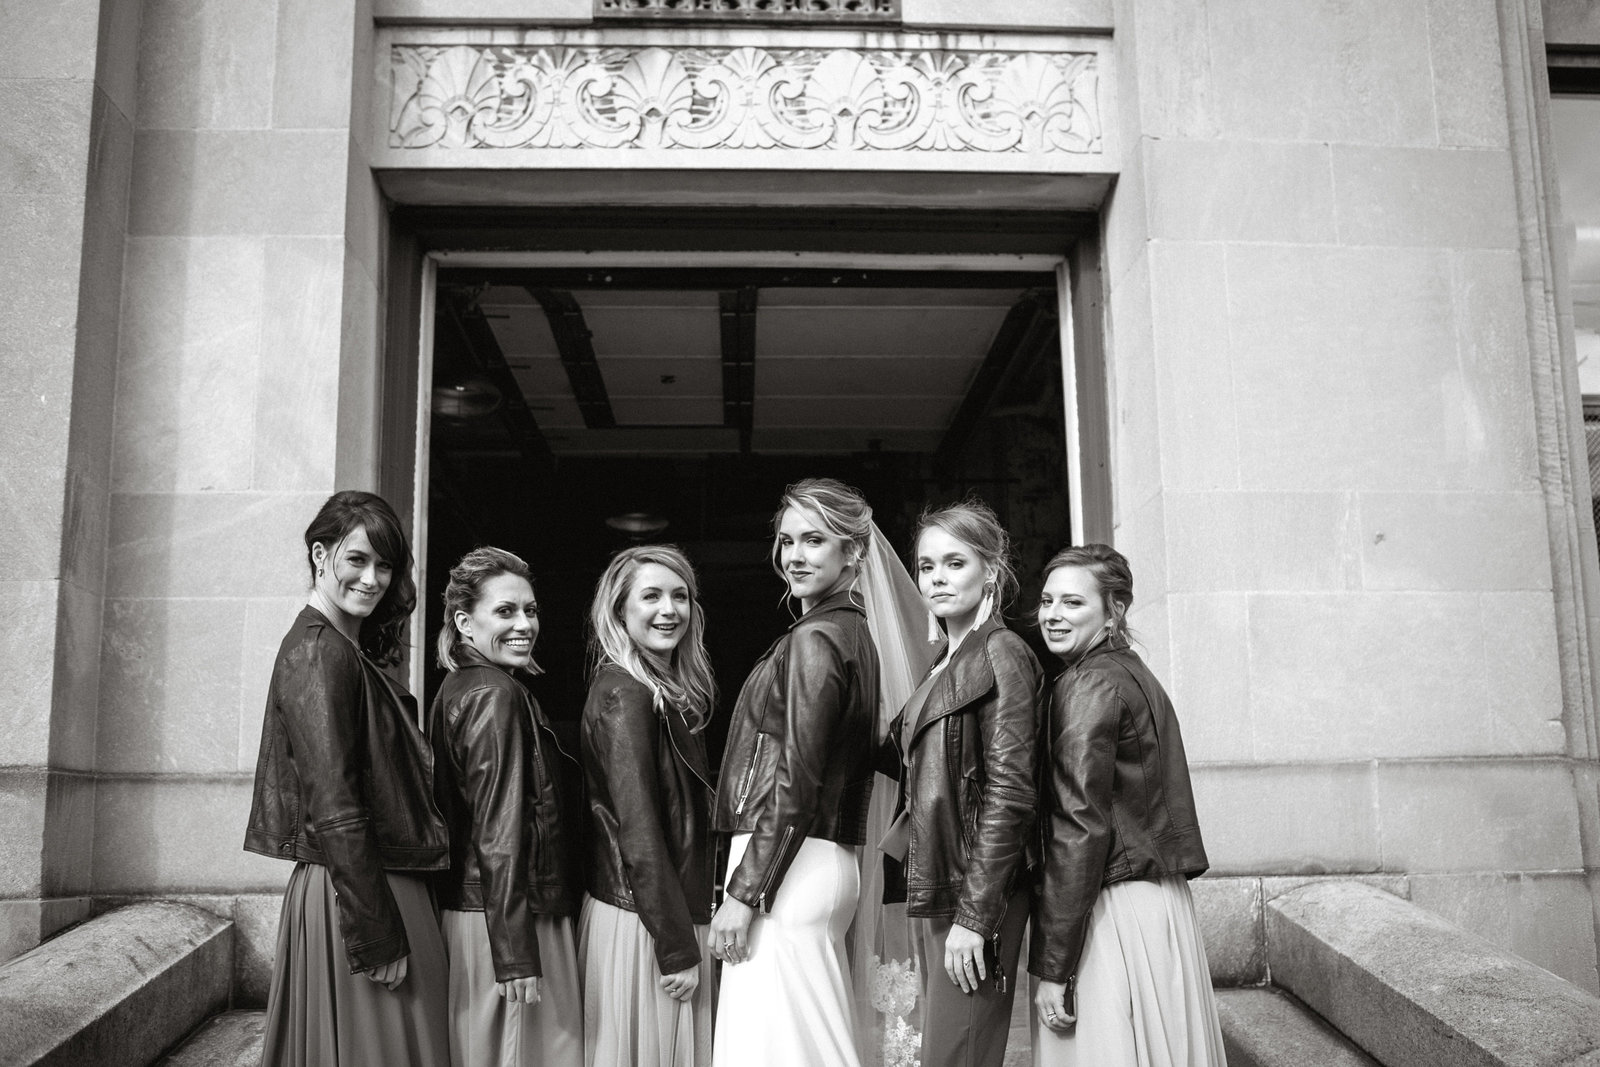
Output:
[954, 634, 1042, 938]
[278, 634, 406, 973]
[1029, 671, 1122, 985]
[448, 682, 540, 980]
[725, 622, 847, 910]
[590, 684, 703, 973]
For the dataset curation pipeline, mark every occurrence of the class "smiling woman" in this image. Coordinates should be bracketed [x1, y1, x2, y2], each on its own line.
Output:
[245, 490, 450, 1067]
[430, 546, 583, 1067]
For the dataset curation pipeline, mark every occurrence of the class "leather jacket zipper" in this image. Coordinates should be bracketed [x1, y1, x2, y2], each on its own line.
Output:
[734, 733, 765, 815]
[756, 824, 797, 912]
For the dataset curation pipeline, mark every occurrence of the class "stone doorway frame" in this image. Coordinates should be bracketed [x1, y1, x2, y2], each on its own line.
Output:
[373, 200, 1114, 689]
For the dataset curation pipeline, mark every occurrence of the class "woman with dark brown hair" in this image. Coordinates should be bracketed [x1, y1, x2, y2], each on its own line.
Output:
[1029, 544, 1225, 1067]
[246, 489, 450, 1067]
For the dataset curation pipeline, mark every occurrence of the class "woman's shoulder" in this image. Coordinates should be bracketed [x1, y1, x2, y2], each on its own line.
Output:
[279, 609, 359, 673]
[585, 665, 655, 716]
[981, 624, 1040, 669]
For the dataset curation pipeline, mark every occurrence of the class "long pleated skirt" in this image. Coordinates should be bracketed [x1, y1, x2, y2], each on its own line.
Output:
[262, 862, 451, 1067]
[578, 895, 716, 1067]
[711, 833, 862, 1067]
[1031, 876, 1226, 1067]
[439, 908, 583, 1067]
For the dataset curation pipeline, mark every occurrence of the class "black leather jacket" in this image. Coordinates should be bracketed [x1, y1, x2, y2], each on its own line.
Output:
[430, 645, 580, 981]
[581, 666, 715, 975]
[884, 617, 1042, 939]
[1029, 637, 1210, 986]
[244, 606, 448, 973]
[712, 589, 880, 911]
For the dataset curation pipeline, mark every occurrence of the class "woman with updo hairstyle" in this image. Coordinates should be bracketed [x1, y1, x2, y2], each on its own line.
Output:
[429, 546, 582, 1067]
[1029, 544, 1225, 1066]
[578, 544, 718, 1067]
[877, 499, 1042, 1067]
[708, 477, 883, 1067]
[246, 490, 450, 1067]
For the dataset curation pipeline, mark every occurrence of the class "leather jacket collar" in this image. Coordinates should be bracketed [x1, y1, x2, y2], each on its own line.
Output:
[908, 614, 1007, 744]
[793, 587, 865, 628]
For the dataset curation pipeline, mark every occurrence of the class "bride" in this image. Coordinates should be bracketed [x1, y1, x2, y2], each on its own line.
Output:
[707, 477, 934, 1067]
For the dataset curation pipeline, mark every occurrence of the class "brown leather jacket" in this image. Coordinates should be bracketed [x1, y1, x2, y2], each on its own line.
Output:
[581, 666, 715, 975]
[883, 617, 1042, 939]
[712, 589, 880, 911]
[1029, 637, 1210, 986]
[430, 645, 580, 981]
[244, 606, 448, 973]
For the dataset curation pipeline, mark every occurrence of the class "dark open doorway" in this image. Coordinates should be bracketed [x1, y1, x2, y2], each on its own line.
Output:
[420, 262, 1073, 755]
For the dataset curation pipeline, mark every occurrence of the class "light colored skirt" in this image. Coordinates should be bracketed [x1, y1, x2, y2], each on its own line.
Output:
[1032, 876, 1226, 1067]
[578, 895, 716, 1067]
[711, 833, 862, 1067]
[262, 862, 450, 1067]
[439, 908, 583, 1067]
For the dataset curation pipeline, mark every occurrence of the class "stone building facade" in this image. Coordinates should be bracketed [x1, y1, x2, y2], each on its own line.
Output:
[5, 0, 1600, 1005]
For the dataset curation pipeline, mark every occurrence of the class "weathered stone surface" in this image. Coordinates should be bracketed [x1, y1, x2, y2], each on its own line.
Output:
[158, 1010, 265, 1067]
[1191, 763, 1379, 875]
[1267, 881, 1600, 1067]
[0, 901, 230, 1067]
[92, 776, 286, 894]
[1192, 876, 1265, 985]
[1165, 592, 1250, 764]
[1216, 987, 1379, 1067]
[1332, 145, 1518, 249]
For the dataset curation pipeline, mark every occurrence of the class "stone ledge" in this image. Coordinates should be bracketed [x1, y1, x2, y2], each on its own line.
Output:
[0, 901, 231, 1067]
[157, 1010, 264, 1067]
[1217, 987, 1379, 1067]
[1266, 880, 1600, 1067]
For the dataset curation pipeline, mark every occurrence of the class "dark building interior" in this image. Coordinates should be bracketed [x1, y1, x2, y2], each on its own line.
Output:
[422, 265, 1071, 758]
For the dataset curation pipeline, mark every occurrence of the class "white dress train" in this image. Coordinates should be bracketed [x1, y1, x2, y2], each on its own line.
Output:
[711, 833, 863, 1067]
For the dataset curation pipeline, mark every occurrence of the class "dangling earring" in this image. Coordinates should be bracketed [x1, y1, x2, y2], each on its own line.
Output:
[927, 611, 942, 643]
[979, 580, 996, 625]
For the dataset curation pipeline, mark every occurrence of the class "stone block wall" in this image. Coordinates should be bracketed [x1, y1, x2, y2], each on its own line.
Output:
[0, 0, 141, 963]
[1104, 0, 1600, 990]
[90, 0, 385, 909]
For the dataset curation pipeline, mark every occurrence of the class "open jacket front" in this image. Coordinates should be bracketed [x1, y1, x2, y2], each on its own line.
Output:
[581, 665, 716, 974]
[429, 645, 580, 981]
[884, 615, 1043, 940]
[1029, 636, 1210, 987]
[244, 606, 448, 974]
[712, 588, 880, 911]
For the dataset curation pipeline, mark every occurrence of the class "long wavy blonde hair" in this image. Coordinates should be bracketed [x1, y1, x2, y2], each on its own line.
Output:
[588, 545, 716, 732]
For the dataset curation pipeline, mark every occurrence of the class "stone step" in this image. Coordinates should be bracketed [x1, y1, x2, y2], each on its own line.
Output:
[1217, 987, 1379, 1067]
[1267, 880, 1600, 1067]
[157, 1010, 266, 1066]
[0, 901, 231, 1067]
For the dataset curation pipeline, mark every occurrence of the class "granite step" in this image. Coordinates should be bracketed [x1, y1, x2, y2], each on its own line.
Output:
[1217, 987, 1379, 1067]
[157, 1010, 266, 1067]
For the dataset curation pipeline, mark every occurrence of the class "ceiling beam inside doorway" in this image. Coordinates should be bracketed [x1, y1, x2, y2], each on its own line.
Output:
[935, 291, 1059, 471]
[719, 287, 758, 454]
[528, 288, 617, 429]
[439, 289, 555, 472]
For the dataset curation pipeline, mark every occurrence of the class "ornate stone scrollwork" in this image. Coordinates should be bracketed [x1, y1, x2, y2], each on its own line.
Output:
[596, 0, 898, 21]
[389, 43, 1102, 156]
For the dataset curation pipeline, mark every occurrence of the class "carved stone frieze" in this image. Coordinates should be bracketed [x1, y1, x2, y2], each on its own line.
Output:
[596, 0, 898, 22]
[388, 43, 1102, 156]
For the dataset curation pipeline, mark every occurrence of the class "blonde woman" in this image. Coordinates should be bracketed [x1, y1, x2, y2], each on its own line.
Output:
[708, 478, 883, 1067]
[579, 545, 719, 1067]
[430, 546, 583, 1067]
